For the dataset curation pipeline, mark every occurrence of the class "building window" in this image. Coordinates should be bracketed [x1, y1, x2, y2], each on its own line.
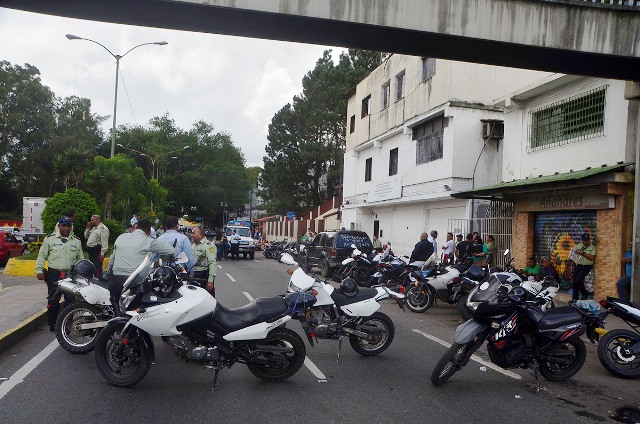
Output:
[349, 115, 356, 133]
[381, 81, 390, 110]
[361, 95, 371, 118]
[414, 116, 444, 165]
[389, 148, 398, 176]
[365, 158, 372, 182]
[422, 58, 436, 81]
[528, 86, 607, 151]
[395, 70, 405, 101]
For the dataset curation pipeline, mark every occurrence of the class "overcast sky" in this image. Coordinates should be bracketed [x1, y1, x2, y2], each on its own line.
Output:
[0, 7, 340, 167]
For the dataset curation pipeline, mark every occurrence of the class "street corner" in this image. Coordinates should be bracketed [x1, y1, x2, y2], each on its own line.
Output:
[3, 259, 36, 277]
[0, 307, 47, 355]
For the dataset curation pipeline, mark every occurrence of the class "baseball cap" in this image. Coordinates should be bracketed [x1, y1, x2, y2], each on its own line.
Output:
[58, 216, 73, 226]
[581, 233, 591, 241]
[456, 233, 463, 238]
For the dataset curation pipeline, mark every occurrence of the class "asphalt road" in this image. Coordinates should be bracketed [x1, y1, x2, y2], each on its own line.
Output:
[0, 256, 638, 424]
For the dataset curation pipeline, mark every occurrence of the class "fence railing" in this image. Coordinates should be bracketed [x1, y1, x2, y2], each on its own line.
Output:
[448, 217, 513, 268]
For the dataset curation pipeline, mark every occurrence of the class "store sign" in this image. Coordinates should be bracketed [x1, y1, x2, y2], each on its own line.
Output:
[527, 190, 614, 211]
[367, 179, 402, 203]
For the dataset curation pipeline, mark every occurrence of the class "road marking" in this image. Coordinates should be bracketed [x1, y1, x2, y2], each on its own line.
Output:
[217, 265, 222, 269]
[304, 356, 327, 383]
[253, 259, 260, 263]
[0, 339, 59, 400]
[242, 291, 254, 302]
[226, 273, 236, 282]
[412, 329, 521, 380]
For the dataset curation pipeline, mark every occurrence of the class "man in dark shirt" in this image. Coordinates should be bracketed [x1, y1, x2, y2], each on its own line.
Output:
[539, 256, 559, 282]
[456, 233, 474, 263]
[409, 232, 434, 265]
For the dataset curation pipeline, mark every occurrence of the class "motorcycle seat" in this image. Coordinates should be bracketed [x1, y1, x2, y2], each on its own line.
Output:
[213, 296, 288, 332]
[331, 287, 378, 307]
[537, 306, 583, 330]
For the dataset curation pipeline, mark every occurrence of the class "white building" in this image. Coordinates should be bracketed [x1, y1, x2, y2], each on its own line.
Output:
[341, 55, 550, 256]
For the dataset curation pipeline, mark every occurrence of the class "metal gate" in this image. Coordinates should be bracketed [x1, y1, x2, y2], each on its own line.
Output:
[448, 217, 513, 267]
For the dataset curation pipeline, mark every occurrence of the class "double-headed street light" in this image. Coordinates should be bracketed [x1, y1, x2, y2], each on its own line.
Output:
[66, 34, 168, 158]
[117, 143, 190, 181]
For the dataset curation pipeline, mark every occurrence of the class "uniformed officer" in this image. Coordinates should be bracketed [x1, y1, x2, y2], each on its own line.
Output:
[84, 214, 110, 278]
[35, 216, 84, 330]
[191, 226, 217, 297]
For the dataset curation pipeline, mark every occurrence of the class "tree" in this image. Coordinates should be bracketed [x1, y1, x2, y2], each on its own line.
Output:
[41, 188, 99, 235]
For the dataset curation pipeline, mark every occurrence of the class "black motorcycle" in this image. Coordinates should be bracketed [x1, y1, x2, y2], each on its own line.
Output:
[431, 278, 605, 386]
[597, 297, 640, 379]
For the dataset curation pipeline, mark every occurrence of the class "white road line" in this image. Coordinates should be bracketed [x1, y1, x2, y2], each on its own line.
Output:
[242, 291, 254, 302]
[217, 265, 222, 269]
[304, 357, 327, 383]
[226, 273, 236, 282]
[412, 329, 521, 380]
[253, 259, 260, 263]
[0, 339, 59, 400]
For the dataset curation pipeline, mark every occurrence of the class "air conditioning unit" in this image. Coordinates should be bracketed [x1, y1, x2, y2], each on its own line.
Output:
[481, 120, 504, 140]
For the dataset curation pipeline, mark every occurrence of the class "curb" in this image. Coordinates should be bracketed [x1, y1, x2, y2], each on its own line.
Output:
[4, 257, 110, 276]
[0, 308, 47, 355]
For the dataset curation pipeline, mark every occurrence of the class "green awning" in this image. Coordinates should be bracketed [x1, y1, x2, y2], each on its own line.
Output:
[453, 162, 633, 199]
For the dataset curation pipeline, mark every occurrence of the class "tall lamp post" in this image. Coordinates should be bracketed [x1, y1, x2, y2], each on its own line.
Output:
[117, 144, 190, 180]
[65, 34, 168, 158]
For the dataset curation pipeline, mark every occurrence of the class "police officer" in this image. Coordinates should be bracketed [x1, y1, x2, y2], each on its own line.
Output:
[35, 216, 84, 331]
[191, 226, 217, 297]
[84, 214, 109, 278]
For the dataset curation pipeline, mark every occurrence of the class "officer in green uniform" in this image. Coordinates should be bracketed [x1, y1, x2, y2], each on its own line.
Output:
[191, 226, 217, 297]
[35, 216, 84, 330]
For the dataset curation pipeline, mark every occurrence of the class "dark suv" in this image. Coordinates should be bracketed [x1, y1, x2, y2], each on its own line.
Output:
[302, 230, 373, 277]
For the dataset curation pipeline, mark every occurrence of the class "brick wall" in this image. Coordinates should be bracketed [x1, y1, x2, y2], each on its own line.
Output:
[594, 196, 627, 299]
[513, 212, 534, 269]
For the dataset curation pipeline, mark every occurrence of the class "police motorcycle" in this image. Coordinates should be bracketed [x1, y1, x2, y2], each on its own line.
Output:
[430, 277, 606, 387]
[54, 259, 114, 354]
[280, 254, 405, 360]
[332, 244, 378, 288]
[94, 252, 314, 388]
[597, 297, 640, 379]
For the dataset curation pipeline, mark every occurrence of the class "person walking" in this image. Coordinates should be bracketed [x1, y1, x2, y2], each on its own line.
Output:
[441, 232, 455, 265]
[229, 229, 241, 260]
[108, 219, 175, 312]
[191, 227, 217, 297]
[409, 232, 434, 267]
[84, 214, 109, 278]
[572, 233, 596, 301]
[616, 240, 632, 301]
[35, 216, 84, 331]
[156, 216, 195, 274]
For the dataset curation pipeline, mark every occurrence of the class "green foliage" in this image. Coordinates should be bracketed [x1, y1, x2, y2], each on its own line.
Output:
[41, 188, 99, 234]
[261, 49, 386, 214]
[102, 218, 125, 247]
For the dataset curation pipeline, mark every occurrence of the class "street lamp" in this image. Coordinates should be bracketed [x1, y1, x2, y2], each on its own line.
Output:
[117, 143, 190, 180]
[66, 34, 168, 158]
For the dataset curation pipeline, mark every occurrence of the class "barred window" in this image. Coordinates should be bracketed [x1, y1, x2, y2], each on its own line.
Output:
[389, 148, 398, 176]
[381, 81, 390, 110]
[361, 95, 371, 118]
[414, 116, 444, 165]
[421, 57, 436, 81]
[349, 115, 355, 133]
[395, 70, 405, 101]
[365, 158, 372, 182]
[528, 86, 606, 151]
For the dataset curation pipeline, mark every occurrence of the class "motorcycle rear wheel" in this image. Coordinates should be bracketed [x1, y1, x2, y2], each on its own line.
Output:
[431, 342, 472, 386]
[55, 302, 105, 354]
[247, 328, 306, 382]
[597, 329, 640, 379]
[349, 312, 395, 356]
[405, 287, 433, 313]
[538, 338, 586, 382]
[95, 324, 151, 387]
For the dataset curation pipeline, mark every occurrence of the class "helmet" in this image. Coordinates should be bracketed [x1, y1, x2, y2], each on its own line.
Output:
[72, 259, 96, 279]
[339, 278, 359, 298]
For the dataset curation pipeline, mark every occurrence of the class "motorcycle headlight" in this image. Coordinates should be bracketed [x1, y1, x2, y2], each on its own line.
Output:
[467, 300, 481, 312]
[119, 293, 137, 311]
[249, 241, 255, 246]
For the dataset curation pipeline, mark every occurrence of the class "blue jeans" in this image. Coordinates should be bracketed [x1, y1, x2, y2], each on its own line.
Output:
[215, 242, 223, 261]
[616, 275, 631, 301]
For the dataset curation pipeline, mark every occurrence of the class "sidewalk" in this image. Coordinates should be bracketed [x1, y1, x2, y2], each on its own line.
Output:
[0, 272, 47, 354]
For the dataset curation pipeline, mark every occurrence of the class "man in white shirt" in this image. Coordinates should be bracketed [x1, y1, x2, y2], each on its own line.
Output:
[229, 229, 241, 260]
[156, 216, 195, 274]
[441, 232, 455, 265]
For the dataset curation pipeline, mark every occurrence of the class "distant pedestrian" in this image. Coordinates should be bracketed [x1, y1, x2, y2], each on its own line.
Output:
[130, 213, 140, 227]
[485, 235, 497, 265]
[616, 241, 632, 301]
[572, 233, 596, 301]
[372, 235, 383, 252]
[442, 232, 455, 265]
[456, 234, 474, 263]
[428, 230, 438, 252]
[409, 232, 434, 267]
[84, 214, 109, 278]
[35, 216, 83, 330]
[192, 227, 217, 297]
[229, 229, 241, 260]
[156, 216, 195, 274]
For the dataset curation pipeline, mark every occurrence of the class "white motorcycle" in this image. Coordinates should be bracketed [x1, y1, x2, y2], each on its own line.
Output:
[94, 253, 314, 388]
[285, 263, 405, 359]
[55, 260, 114, 354]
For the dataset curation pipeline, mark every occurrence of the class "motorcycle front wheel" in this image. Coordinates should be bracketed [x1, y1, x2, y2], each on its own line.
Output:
[247, 328, 306, 382]
[55, 302, 105, 354]
[597, 329, 640, 379]
[405, 286, 433, 313]
[349, 312, 395, 356]
[431, 342, 474, 386]
[538, 338, 586, 382]
[457, 293, 473, 321]
[94, 324, 151, 387]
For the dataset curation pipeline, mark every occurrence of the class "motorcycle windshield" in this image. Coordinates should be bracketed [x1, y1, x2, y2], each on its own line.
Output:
[122, 252, 153, 293]
[289, 267, 316, 291]
[470, 275, 502, 303]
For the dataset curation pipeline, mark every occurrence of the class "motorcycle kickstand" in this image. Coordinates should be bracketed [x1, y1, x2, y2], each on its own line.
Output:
[210, 366, 222, 392]
[337, 335, 344, 363]
[532, 362, 540, 394]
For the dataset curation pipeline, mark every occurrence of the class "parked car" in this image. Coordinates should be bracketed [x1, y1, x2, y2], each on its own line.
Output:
[302, 230, 373, 277]
[0, 232, 25, 266]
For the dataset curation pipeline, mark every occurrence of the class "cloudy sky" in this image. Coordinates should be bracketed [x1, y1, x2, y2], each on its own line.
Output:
[0, 7, 340, 166]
